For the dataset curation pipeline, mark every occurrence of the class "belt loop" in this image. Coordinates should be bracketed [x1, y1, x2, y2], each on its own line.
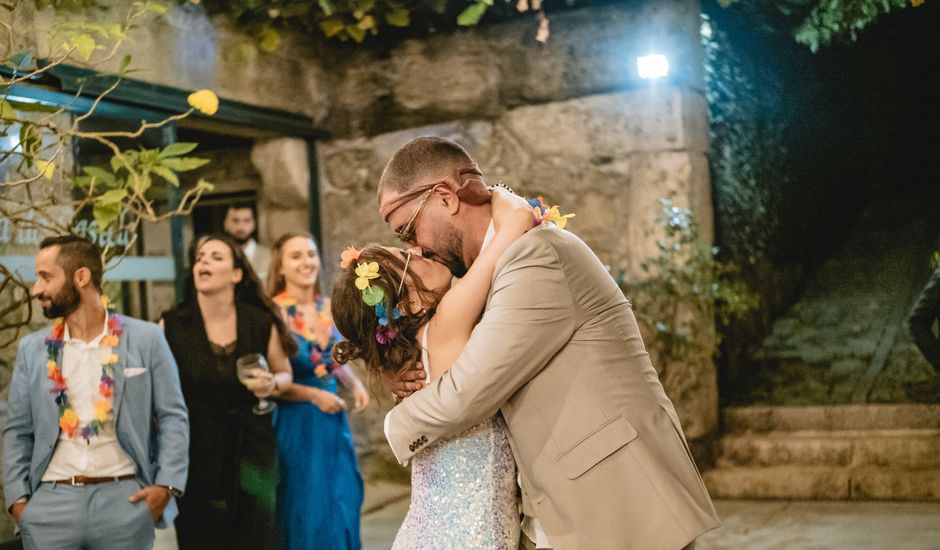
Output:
[51, 481, 58, 488]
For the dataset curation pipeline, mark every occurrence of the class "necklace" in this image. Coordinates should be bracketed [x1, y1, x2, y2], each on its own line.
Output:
[45, 297, 121, 442]
[274, 292, 335, 377]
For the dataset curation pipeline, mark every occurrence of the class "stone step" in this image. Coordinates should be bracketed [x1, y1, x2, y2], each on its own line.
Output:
[703, 466, 940, 501]
[850, 467, 940, 500]
[704, 466, 852, 499]
[723, 404, 940, 433]
[716, 429, 940, 468]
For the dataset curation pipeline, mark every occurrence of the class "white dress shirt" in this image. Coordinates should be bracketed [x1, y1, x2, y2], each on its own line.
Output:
[42, 313, 136, 481]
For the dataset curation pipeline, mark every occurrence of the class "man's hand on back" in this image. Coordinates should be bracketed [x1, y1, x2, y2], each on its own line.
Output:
[382, 362, 427, 402]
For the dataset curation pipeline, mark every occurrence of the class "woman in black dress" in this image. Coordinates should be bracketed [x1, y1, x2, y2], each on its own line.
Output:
[162, 234, 295, 549]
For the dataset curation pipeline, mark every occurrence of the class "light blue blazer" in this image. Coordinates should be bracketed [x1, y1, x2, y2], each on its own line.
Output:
[2, 316, 189, 528]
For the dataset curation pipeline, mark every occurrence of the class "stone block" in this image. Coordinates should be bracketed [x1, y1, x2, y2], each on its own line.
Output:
[850, 467, 940, 500]
[852, 430, 940, 468]
[259, 207, 309, 246]
[717, 433, 854, 468]
[723, 405, 940, 434]
[503, 89, 707, 160]
[253, 138, 310, 209]
[703, 466, 851, 500]
[390, 35, 501, 117]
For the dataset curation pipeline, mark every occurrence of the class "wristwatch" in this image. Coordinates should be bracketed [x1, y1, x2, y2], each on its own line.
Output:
[164, 485, 184, 498]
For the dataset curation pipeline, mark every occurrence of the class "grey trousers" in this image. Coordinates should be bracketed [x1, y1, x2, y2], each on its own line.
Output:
[17, 479, 155, 550]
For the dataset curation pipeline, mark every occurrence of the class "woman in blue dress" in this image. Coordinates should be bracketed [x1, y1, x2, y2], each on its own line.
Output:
[268, 231, 369, 550]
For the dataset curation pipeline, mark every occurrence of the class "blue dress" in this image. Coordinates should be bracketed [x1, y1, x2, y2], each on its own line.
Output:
[273, 296, 364, 550]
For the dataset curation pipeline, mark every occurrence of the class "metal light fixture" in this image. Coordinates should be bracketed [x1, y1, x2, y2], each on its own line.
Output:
[637, 54, 669, 80]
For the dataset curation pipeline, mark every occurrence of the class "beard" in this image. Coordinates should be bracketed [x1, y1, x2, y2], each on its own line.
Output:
[228, 233, 250, 246]
[429, 223, 469, 278]
[40, 280, 81, 319]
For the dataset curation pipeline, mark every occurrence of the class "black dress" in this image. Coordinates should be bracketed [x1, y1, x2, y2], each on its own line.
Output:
[162, 301, 279, 550]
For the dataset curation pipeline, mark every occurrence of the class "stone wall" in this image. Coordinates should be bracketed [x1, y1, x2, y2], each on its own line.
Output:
[2, 0, 715, 480]
[319, 93, 714, 455]
[308, 0, 715, 457]
[323, 0, 705, 138]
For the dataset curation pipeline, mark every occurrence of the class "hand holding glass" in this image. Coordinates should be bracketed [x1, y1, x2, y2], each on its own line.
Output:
[236, 354, 276, 415]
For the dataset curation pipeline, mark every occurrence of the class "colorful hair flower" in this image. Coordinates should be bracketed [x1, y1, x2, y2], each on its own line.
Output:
[361, 285, 385, 306]
[527, 196, 549, 212]
[340, 246, 362, 269]
[355, 261, 380, 290]
[376, 324, 397, 345]
[374, 303, 402, 326]
[526, 196, 575, 229]
[542, 205, 575, 229]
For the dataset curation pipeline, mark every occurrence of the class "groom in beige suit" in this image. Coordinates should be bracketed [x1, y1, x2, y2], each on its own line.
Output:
[379, 137, 719, 550]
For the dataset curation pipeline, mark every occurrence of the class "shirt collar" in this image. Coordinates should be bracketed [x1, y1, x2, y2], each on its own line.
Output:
[63, 310, 110, 348]
[243, 239, 257, 259]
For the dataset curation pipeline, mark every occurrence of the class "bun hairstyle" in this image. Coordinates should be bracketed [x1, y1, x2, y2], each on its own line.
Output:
[330, 245, 443, 378]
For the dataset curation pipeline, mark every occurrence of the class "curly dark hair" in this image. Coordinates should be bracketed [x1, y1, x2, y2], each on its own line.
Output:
[331, 246, 444, 378]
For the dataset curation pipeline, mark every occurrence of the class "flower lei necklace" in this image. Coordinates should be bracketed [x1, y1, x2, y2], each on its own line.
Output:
[274, 292, 335, 378]
[45, 296, 121, 442]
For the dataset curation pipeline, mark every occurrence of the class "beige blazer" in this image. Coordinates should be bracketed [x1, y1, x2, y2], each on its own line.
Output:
[385, 227, 720, 550]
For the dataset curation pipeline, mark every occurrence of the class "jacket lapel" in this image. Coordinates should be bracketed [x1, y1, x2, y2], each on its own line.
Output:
[36, 328, 61, 451]
[110, 315, 128, 423]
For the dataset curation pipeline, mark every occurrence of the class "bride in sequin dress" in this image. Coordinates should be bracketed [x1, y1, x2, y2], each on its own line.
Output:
[331, 190, 536, 549]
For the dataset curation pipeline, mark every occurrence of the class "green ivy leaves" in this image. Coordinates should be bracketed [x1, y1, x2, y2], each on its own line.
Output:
[618, 199, 759, 366]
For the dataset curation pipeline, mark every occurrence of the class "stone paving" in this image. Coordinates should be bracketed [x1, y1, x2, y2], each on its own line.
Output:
[361, 489, 940, 550]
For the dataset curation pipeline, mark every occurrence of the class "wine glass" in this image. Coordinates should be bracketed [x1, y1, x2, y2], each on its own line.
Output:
[236, 353, 276, 415]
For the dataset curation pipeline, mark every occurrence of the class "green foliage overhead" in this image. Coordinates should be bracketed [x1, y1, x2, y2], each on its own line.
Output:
[196, 0, 544, 45]
[722, 0, 927, 52]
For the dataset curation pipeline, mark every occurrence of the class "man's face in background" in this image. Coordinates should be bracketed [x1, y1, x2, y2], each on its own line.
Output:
[223, 207, 256, 245]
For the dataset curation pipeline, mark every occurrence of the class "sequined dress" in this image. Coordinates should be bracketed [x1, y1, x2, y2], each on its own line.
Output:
[391, 325, 520, 550]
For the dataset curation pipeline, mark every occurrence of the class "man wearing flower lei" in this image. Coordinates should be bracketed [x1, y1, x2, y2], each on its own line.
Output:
[2, 235, 189, 550]
[376, 137, 719, 550]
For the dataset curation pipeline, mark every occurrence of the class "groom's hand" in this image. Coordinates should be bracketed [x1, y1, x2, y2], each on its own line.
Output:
[382, 362, 427, 402]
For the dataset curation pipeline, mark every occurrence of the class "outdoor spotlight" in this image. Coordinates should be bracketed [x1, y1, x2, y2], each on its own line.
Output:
[637, 54, 669, 80]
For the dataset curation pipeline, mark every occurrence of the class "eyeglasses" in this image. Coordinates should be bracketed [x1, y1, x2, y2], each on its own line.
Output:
[397, 250, 412, 297]
[395, 187, 434, 244]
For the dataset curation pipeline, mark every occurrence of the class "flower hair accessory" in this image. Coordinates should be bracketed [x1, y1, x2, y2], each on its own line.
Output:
[340, 246, 361, 269]
[354, 261, 385, 306]
[341, 245, 407, 345]
[528, 196, 575, 229]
